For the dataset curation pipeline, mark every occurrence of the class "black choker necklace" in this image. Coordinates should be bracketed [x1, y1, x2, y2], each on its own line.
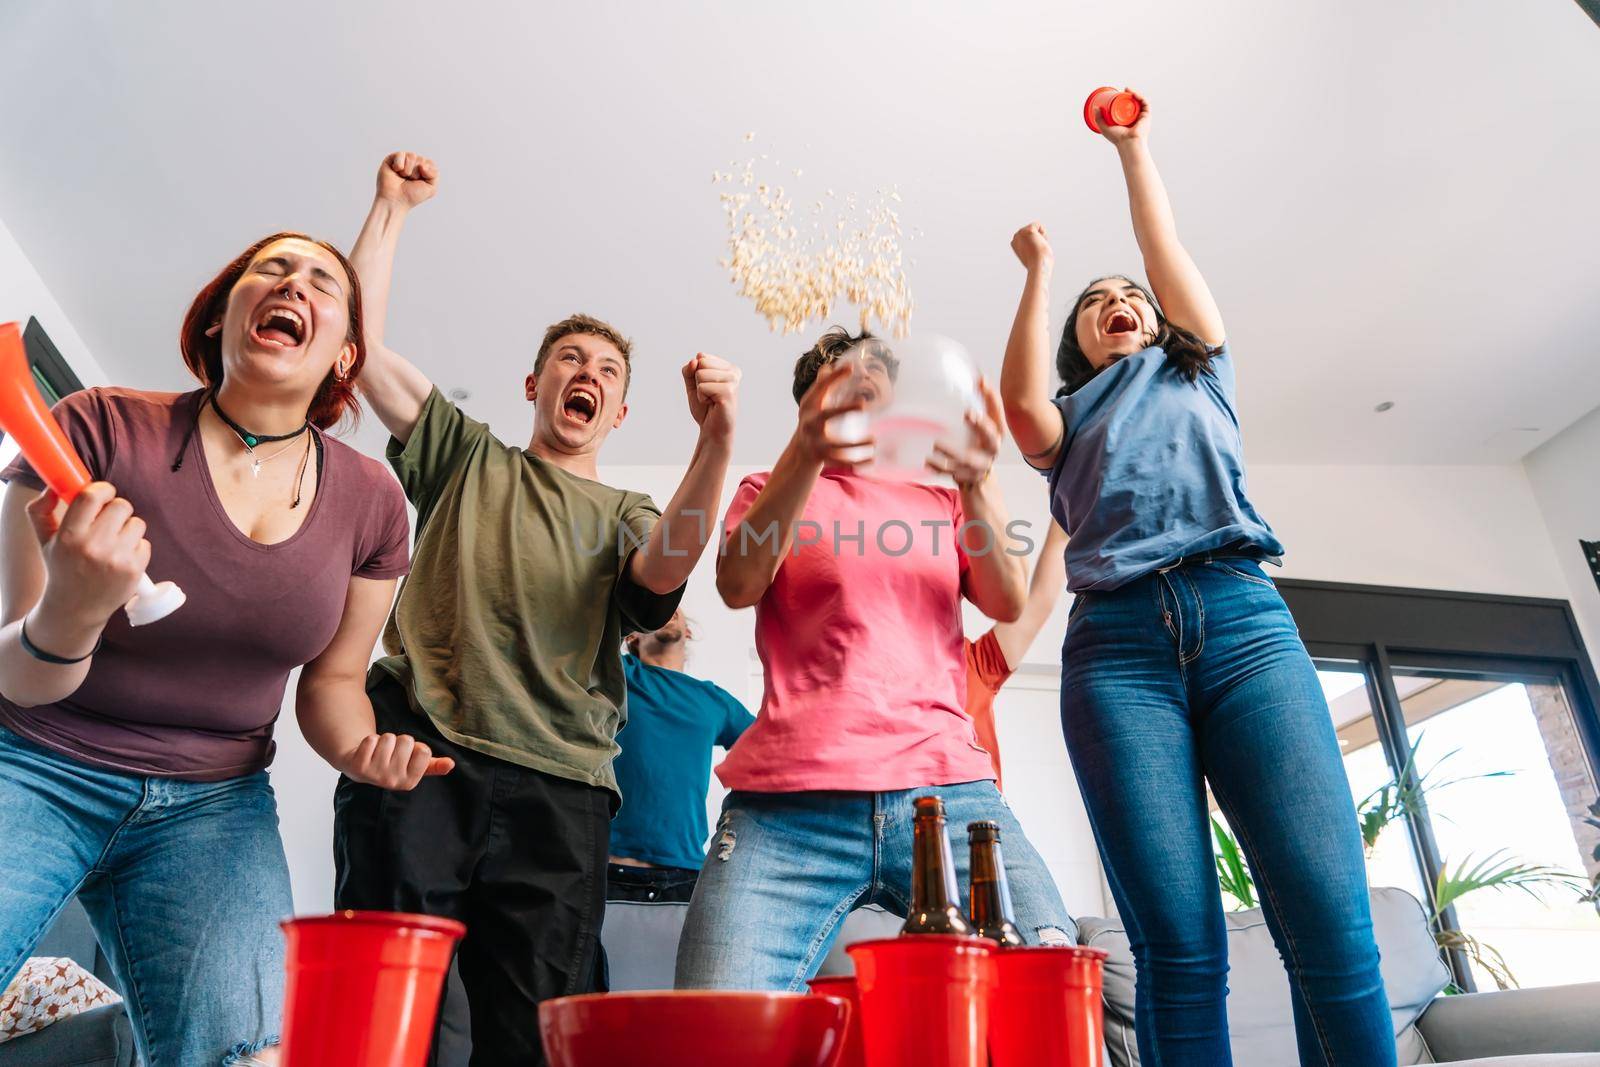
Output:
[210, 396, 309, 449]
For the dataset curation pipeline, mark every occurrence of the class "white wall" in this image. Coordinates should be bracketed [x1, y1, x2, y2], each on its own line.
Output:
[969, 461, 1573, 676]
[0, 216, 110, 388]
[1250, 463, 1571, 599]
[1524, 409, 1600, 671]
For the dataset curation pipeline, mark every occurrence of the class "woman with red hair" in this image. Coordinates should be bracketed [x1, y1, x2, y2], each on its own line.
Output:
[0, 233, 422, 1066]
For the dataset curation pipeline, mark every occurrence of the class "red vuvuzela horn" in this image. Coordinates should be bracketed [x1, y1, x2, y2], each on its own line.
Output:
[0, 322, 184, 625]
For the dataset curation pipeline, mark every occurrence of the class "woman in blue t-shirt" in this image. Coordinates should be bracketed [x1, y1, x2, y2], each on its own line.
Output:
[999, 90, 1396, 1066]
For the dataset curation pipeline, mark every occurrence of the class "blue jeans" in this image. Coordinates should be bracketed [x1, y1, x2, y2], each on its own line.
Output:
[1061, 559, 1396, 1067]
[674, 779, 1074, 990]
[0, 725, 291, 1066]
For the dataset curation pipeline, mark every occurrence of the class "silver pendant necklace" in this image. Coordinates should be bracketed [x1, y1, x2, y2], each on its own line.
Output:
[209, 395, 309, 478]
[242, 436, 302, 478]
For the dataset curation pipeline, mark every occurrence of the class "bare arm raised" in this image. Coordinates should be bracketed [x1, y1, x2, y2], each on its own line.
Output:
[1093, 91, 1225, 346]
[1000, 222, 1064, 470]
[349, 152, 440, 444]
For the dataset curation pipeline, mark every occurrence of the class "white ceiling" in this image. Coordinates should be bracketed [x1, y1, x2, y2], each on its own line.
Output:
[1, 1, 1597, 466]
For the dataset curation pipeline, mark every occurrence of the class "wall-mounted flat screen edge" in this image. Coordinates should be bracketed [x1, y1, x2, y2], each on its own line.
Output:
[0, 317, 88, 468]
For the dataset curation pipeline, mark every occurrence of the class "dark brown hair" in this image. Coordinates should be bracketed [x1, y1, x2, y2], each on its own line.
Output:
[1056, 275, 1216, 396]
[179, 232, 365, 430]
[791, 326, 900, 404]
[534, 313, 634, 398]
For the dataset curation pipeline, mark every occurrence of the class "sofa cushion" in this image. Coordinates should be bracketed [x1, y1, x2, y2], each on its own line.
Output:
[598, 900, 906, 990]
[0, 958, 120, 1044]
[1398, 1020, 1434, 1064]
[0, 1003, 131, 1067]
[601, 901, 690, 991]
[1078, 887, 1451, 1067]
[1416, 982, 1600, 1063]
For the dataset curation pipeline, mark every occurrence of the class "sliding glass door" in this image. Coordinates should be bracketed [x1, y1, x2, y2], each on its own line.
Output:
[1315, 659, 1600, 990]
[1316, 665, 1429, 904]
[1277, 580, 1600, 992]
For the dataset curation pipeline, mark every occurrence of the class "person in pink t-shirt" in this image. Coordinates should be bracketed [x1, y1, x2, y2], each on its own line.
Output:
[675, 328, 1073, 991]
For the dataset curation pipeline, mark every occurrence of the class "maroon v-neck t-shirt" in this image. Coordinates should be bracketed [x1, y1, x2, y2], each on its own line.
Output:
[0, 388, 410, 781]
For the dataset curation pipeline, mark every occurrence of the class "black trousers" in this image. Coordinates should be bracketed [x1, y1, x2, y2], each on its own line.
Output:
[334, 673, 611, 1067]
[605, 862, 699, 904]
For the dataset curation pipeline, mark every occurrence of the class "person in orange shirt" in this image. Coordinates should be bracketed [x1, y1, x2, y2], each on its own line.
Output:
[965, 520, 1068, 790]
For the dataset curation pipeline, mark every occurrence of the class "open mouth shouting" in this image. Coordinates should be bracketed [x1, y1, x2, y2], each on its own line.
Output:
[1102, 306, 1141, 338]
[250, 304, 308, 350]
[562, 384, 601, 426]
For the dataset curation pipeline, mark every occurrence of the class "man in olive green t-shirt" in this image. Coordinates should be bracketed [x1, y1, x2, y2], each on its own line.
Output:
[330, 153, 740, 1065]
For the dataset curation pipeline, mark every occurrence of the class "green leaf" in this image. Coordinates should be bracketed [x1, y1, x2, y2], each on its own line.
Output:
[1355, 731, 1515, 855]
[1432, 850, 1589, 917]
[1212, 815, 1256, 911]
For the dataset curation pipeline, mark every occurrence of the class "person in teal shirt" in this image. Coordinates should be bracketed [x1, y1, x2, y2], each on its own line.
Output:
[609, 610, 755, 903]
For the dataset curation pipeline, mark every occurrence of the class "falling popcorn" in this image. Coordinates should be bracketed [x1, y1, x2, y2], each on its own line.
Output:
[712, 135, 915, 338]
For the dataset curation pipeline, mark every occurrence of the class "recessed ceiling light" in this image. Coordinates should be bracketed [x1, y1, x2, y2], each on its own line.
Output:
[1374, 401, 1395, 413]
[448, 388, 470, 401]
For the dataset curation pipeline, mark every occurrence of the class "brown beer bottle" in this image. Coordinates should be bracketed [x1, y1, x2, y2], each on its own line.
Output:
[968, 820, 1026, 947]
[901, 796, 975, 936]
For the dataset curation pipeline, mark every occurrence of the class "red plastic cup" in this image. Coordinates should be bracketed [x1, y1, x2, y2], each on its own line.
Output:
[1083, 87, 1142, 133]
[847, 936, 994, 1067]
[807, 976, 865, 1067]
[279, 910, 465, 1067]
[989, 945, 1108, 1067]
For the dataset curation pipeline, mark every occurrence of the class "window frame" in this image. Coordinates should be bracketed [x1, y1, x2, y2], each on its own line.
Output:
[1281, 578, 1600, 991]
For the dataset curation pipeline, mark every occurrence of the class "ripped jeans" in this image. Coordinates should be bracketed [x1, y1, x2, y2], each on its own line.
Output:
[0, 724, 289, 1067]
[674, 780, 1075, 989]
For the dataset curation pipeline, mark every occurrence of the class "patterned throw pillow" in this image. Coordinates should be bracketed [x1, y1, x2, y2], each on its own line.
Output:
[0, 957, 121, 1043]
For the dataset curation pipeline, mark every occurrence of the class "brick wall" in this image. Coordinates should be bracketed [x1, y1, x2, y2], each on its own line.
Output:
[1528, 683, 1600, 883]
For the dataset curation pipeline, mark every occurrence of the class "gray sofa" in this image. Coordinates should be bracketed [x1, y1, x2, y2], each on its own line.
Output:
[1077, 887, 1600, 1066]
[596, 887, 1600, 1067]
[0, 900, 134, 1067]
